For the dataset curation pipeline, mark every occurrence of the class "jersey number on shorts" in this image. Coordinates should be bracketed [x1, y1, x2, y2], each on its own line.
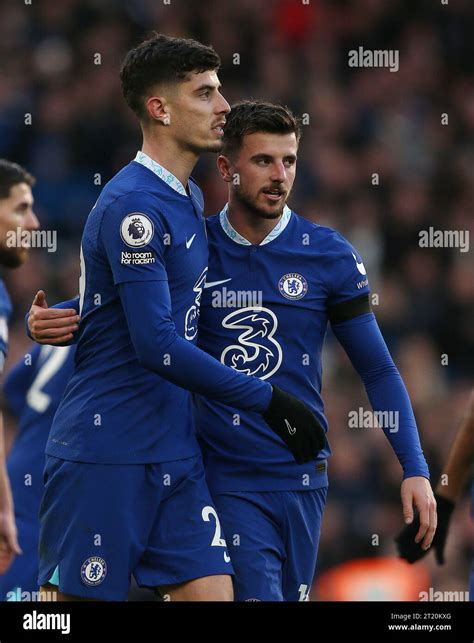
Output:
[201, 506, 231, 563]
[201, 506, 227, 547]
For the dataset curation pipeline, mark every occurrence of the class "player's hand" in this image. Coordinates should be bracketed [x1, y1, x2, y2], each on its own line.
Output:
[262, 385, 327, 464]
[0, 507, 22, 574]
[28, 290, 80, 345]
[394, 477, 439, 562]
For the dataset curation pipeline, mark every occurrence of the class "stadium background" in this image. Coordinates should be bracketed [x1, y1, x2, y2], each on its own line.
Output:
[0, 0, 472, 600]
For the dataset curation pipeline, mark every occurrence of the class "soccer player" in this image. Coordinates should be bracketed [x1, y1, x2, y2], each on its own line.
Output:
[0, 160, 39, 578]
[396, 389, 473, 599]
[27, 36, 325, 602]
[0, 345, 75, 601]
[28, 100, 438, 602]
[193, 101, 437, 601]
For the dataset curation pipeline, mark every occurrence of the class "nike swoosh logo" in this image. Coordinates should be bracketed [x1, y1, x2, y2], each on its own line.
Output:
[186, 234, 196, 249]
[352, 252, 367, 276]
[203, 278, 232, 289]
[285, 419, 296, 436]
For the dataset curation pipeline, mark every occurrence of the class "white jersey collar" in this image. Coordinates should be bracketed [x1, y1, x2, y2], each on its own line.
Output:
[134, 151, 187, 197]
[219, 203, 292, 246]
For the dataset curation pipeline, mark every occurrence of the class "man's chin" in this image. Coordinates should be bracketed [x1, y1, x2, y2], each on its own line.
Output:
[204, 140, 224, 153]
[256, 202, 286, 220]
[0, 248, 27, 268]
[248, 204, 285, 221]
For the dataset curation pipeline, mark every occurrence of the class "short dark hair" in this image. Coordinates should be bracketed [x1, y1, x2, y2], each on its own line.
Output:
[120, 33, 221, 119]
[0, 159, 35, 199]
[222, 101, 302, 156]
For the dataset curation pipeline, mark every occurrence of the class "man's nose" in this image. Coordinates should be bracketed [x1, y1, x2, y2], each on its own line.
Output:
[270, 163, 286, 183]
[216, 93, 231, 115]
[25, 210, 40, 230]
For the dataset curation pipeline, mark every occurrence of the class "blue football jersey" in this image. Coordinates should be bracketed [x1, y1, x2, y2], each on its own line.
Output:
[46, 157, 208, 464]
[0, 279, 12, 374]
[195, 207, 371, 492]
[5, 345, 75, 519]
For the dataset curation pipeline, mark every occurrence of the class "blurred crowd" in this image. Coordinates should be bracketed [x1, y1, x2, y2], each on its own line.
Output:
[0, 0, 472, 599]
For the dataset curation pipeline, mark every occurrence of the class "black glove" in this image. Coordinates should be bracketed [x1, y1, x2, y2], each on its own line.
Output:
[395, 493, 455, 564]
[262, 385, 327, 464]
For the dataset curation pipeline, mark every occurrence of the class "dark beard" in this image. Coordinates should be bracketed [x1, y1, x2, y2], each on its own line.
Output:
[234, 187, 284, 220]
[0, 246, 25, 268]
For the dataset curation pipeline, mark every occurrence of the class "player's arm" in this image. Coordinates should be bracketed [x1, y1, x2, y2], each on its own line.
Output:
[436, 390, 474, 502]
[0, 354, 27, 573]
[119, 279, 325, 463]
[396, 390, 474, 563]
[327, 234, 436, 549]
[0, 412, 21, 573]
[0, 346, 43, 573]
[24, 287, 325, 463]
[331, 310, 436, 548]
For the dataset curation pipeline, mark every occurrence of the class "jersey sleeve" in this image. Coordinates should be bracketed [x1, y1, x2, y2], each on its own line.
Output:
[99, 191, 169, 285]
[326, 231, 371, 324]
[332, 314, 430, 479]
[119, 280, 273, 412]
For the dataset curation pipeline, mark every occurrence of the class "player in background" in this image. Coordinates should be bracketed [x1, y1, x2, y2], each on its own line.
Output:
[26, 35, 325, 602]
[0, 160, 39, 579]
[193, 101, 437, 601]
[396, 389, 473, 599]
[0, 345, 75, 601]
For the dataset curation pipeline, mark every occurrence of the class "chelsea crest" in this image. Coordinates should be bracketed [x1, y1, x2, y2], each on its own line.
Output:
[278, 273, 308, 300]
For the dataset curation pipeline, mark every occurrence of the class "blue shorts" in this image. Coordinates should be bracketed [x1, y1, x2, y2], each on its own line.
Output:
[213, 487, 327, 601]
[38, 455, 233, 600]
[0, 517, 40, 601]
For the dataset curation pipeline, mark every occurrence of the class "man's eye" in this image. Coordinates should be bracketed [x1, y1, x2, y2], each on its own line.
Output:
[257, 159, 270, 165]
[284, 159, 296, 167]
[201, 91, 211, 99]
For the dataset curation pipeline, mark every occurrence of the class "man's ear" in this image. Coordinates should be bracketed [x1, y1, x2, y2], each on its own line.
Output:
[217, 155, 233, 182]
[145, 96, 171, 126]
